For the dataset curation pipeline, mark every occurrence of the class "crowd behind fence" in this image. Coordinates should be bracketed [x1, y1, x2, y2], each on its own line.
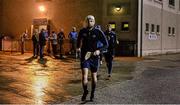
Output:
[2, 38, 71, 54]
[1, 38, 137, 56]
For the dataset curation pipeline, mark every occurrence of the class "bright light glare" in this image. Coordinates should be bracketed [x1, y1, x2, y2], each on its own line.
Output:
[39, 5, 46, 12]
[115, 7, 121, 11]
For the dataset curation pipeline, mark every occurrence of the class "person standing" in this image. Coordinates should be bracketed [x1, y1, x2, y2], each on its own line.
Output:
[32, 29, 39, 58]
[68, 27, 78, 55]
[45, 30, 51, 55]
[39, 29, 46, 60]
[57, 28, 65, 58]
[50, 31, 58, 57]
[20, 30, 28, 54]
[104, 24, 117, 79]
[77, 15, 108, 102]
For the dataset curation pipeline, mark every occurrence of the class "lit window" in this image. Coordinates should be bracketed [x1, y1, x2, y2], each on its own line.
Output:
[108, 22, 116, 31]
[121, 22, 129, 32]
[109, 24, 116, 29]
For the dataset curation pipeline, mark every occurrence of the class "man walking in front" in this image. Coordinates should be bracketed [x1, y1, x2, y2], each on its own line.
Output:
[77, 15, 108, 102]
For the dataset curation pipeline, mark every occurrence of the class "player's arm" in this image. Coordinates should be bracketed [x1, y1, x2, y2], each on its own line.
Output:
[98, 30, 109, 53]
[77, 30, 83, 51]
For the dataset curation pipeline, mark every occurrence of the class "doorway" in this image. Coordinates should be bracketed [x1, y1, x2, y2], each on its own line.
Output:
[32, 18, 50, 54]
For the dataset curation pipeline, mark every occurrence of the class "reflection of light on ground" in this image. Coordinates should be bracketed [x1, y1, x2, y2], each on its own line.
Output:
[32, 76, 49, 105]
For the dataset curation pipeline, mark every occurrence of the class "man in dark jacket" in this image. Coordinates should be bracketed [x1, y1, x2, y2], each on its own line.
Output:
[104, 24, 117, 79]
[77, 15, 108, 102]
[32, 29, 39, 58]
[39, 29, 46, 60]
[57, 28, 65, 58]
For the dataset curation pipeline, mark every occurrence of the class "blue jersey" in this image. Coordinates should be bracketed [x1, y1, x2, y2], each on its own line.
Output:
[77, 27, 108, 61]
[69, 31, 78, 40]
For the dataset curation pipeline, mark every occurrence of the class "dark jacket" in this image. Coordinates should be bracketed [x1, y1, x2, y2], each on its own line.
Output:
[57, 32, 65, 45]
[104, 30, 117, 55]
[32, 34, 38, 44]
[39, 31, 46, 46]
[77, 27, 108, 61]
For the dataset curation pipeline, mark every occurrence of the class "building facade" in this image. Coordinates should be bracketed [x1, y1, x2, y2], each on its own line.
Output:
[0, 0, 138, 56]
[1, 0, 179, 57]
[140, 0, 180, 56]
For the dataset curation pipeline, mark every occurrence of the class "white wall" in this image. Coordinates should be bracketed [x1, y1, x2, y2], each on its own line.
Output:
[142, 0, 180, 56]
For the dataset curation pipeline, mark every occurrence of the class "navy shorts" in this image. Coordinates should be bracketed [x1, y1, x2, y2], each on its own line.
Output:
[81, 57, 100, 73]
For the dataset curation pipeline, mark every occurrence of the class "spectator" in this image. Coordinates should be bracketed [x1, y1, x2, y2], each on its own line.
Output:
[32, 29, 39, 58]
[57, 28, 65, 58]
[50, 31, 58, 57]
[68, 27, 78, 55]
[39, 29, 46, 60]
[20, 30, 28, 54]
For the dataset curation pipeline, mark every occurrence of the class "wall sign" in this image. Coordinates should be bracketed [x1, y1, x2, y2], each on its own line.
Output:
[148, 33, 157, 40]
[33, 18, 48, 25]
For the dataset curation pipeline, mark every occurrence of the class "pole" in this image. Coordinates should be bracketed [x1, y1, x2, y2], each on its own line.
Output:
[137, 0, 143, 57]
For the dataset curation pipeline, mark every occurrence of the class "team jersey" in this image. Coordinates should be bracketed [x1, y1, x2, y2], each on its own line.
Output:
[77, 27, 108, 61]
[104, 30, 116, 49]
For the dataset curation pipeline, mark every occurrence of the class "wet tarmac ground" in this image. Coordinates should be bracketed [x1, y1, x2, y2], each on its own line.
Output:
[1, 52, 180, 104]
[0, 52, 142, 104]
[64, 53, 180, 104]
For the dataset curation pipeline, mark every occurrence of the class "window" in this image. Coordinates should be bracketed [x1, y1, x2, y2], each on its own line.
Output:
[168, 27, 171, 35]
[108, 22, 116, 31]
[172, 27, 175, 35]
[156, 25, 160, 34]
[169, 0, 175, 6]
[145, 23, 149, 32]
[154, 0, 163, 4]
[121, 22, 129, 32]
[151, 24, 155, 33]
[179, 0, 180, 11]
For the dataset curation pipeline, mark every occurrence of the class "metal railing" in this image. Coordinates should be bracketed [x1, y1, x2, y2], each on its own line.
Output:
[1, 38, 72, 54]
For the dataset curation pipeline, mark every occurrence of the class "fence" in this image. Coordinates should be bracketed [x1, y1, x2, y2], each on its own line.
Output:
[2, 39, 72, 54]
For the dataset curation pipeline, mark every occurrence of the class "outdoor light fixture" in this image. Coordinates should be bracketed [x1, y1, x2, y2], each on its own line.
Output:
[115, 6, 121, 12]
[39, 5, 46, 12]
